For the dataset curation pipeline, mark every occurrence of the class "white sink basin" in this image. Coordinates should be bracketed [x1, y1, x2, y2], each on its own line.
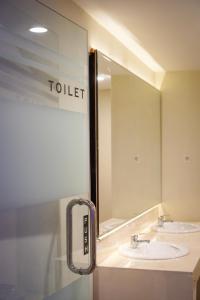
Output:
[153, 222, 200, 234]
[119, 241, 189, 260]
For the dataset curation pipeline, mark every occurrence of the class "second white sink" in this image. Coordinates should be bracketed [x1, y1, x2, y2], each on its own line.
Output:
[119, 241, 189, 260]
[153, 222, 200, 234]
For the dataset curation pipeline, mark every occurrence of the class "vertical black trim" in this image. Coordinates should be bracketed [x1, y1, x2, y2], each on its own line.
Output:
[89, 49, 99, 236]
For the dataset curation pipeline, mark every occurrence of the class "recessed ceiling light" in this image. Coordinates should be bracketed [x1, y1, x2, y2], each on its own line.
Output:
[97, 75, 105, 81]
[97, 74, 111, 81]
[29, 26, 48, 33]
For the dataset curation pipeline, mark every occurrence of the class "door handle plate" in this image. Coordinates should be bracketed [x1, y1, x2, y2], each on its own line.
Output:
[66, 198, 96, 275]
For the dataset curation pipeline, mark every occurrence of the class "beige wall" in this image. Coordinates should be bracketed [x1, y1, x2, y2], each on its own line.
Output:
[39, 0, 156, 86]
[161, 71, 200, 221]
[98, 89, 112, 222]
[111, 75, 161, 219]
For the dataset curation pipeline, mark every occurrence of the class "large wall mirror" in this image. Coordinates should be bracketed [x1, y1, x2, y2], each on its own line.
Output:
[89, 50, 161, 237]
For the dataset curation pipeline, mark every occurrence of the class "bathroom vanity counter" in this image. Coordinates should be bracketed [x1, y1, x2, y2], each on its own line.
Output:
[97, 230, 200, 278]
[94, 206, 200, 300]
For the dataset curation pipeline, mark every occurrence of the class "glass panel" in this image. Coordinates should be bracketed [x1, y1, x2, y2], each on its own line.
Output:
[0, 1, 92, 299]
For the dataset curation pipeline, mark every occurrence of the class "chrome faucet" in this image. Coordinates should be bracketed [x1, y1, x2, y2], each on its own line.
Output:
[130, 234, 150, 249]
[158, 215, 173, 227]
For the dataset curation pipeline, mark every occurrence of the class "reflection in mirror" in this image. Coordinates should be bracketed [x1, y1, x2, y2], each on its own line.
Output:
[90, 50, 161, 237]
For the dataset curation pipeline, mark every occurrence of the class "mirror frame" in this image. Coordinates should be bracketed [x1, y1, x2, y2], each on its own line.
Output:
[89, 49, 99, 236]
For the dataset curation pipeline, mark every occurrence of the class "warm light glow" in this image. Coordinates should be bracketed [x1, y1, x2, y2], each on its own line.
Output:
[88, 11, 164, 72]
[29, 26, 48, 33]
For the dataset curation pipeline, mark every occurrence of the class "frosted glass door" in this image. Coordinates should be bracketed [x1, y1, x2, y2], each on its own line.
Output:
[0, 0, 93, 299]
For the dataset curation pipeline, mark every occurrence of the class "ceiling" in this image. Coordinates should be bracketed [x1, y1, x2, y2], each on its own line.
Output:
[74, 0, 200, 71]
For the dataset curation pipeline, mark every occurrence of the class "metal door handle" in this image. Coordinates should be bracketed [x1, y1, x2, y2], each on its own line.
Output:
[66, 198, 96, 275]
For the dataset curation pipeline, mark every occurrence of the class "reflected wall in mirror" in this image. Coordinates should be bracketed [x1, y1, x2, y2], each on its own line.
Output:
[89, 50, 161, 237]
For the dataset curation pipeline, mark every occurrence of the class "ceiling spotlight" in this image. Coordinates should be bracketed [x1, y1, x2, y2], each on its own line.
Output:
[97, 74, 111, 81]
[29, 26, 48, 33]
[97, 75, 105, 81]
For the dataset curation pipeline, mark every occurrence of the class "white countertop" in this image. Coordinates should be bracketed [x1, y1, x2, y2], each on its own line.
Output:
[98, 230, 200, 276]
[97, 206, 200, 280]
